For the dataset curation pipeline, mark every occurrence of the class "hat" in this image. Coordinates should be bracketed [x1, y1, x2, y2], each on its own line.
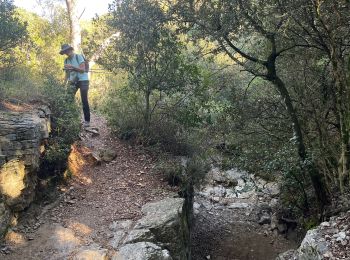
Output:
[59, 43, 74, 55]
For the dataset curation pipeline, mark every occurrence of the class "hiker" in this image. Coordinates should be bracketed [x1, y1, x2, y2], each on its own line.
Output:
[59, 43, 91, 128]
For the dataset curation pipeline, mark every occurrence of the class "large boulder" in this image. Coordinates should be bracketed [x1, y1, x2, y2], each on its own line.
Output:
[134, 198, 187, 260]
[109, 198, 190, 260]
[277, 211, 350, 259]
[0, 104, 51, 237]
[297, 229, 329, 259]
[277, 228, 329, 260]
[112, 242, 172, 260]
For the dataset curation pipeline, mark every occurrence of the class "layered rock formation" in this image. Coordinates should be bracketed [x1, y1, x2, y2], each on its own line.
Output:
[110, 198, 190, 260]
[0, 104, 51, 238]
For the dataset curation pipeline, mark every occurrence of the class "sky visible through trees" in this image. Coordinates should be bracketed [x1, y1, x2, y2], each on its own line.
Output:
[14, 0, 110, 19]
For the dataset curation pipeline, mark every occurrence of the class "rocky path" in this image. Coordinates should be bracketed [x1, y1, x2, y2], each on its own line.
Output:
[191, 169, 298, 260]
[0, 114, 174, 259]
[1, 112, 298, 260]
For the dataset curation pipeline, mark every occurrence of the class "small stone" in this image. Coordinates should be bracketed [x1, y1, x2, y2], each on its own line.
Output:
[258, 214, 271, 225]
[323, 252, 332, 258]
[338, 231, 347, 240]
[228, 202, 249, 209]
[212, 197, 220, 203]
[321, 222, 331, 228]
[193, 202, 201, 210]
[206, 255, 211, 259]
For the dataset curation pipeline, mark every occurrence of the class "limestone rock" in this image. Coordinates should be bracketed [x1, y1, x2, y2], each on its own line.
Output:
[277, 228, 329, 260]
[110, 231, 127, 249]
[134, 198, 186, 259]
[123, 229, 156, 244]
[106, 197, 189, 260]
[298, 229, 329, 259]
[109, 220, 135, 249]
[228, 202, 250, 209]
[108, 198, 189, 259]
[206, 168, 239, 187]
[112, 242, 172, 260]
[0, 105, 50, 238]
[109, 220, 134, 232]
[276, 249, 297, 260]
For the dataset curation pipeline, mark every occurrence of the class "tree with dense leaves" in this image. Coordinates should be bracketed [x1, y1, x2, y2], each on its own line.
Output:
[104, 0, 200, 132]
[280, 0, 350, 193]
[172, 0, 331, 208]
[0, 0, 27, 52]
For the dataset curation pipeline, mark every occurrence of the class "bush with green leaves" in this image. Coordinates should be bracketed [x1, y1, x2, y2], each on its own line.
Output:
[0, 0, 27, 53]
[39, 77, 80, 176]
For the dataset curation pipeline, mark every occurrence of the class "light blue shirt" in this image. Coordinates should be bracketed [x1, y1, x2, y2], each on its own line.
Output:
[65, 54, 89, 81]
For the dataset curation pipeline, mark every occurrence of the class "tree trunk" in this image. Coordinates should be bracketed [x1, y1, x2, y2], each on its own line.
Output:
[144, 89, 151, 134]
[65, 0, 81, 50]
[330, 49, 350, 192]
[266, 56, 329, 208]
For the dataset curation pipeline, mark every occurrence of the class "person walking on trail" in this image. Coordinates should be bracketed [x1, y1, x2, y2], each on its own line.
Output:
[60, 43, 91, 128]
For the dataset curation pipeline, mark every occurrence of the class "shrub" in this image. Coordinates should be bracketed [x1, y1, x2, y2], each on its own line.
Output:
[39, 77, 80, 177]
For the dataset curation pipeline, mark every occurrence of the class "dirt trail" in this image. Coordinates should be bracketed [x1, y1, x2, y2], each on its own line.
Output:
[1, 113, 297, 260]
[0, 114, 174, 259]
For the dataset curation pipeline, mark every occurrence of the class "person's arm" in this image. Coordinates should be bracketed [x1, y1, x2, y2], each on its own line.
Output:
[64, 63, 85, 73]
[64, 55, 85, 73]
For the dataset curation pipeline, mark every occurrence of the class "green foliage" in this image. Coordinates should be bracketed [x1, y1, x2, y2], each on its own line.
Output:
[0, 0, 27, 52]
[101, 85, 145, 137]
[303, 217, 319, 231]
[156, 159, 184, 187]
[101, 0, 201, 132]
[3, 0, 349, 223]
[0, 3, 77, 183]
[39, 77, 80, 177]
[156, 155, 209, 194]
[185, 155, 210, 189]
[101, 82, 200, 155]
[42, 77, 80, 164]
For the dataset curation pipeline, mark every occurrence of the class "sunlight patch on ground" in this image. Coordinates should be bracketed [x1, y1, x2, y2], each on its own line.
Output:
[53, 225, 82, 252]
[5, 231, 26, 246]
[68, 143, 97, 185]
[74, 249, 108, 260]
[67, 221, 93, 237]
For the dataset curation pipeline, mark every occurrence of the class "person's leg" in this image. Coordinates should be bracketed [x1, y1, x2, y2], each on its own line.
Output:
[79, 81, 90, 123]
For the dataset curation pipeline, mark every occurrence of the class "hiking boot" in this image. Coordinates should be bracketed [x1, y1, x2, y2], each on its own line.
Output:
[83, 121, 90, 128]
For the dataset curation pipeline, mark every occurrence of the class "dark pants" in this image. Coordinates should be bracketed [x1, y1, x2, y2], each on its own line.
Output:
[71, 80, 90, 122]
